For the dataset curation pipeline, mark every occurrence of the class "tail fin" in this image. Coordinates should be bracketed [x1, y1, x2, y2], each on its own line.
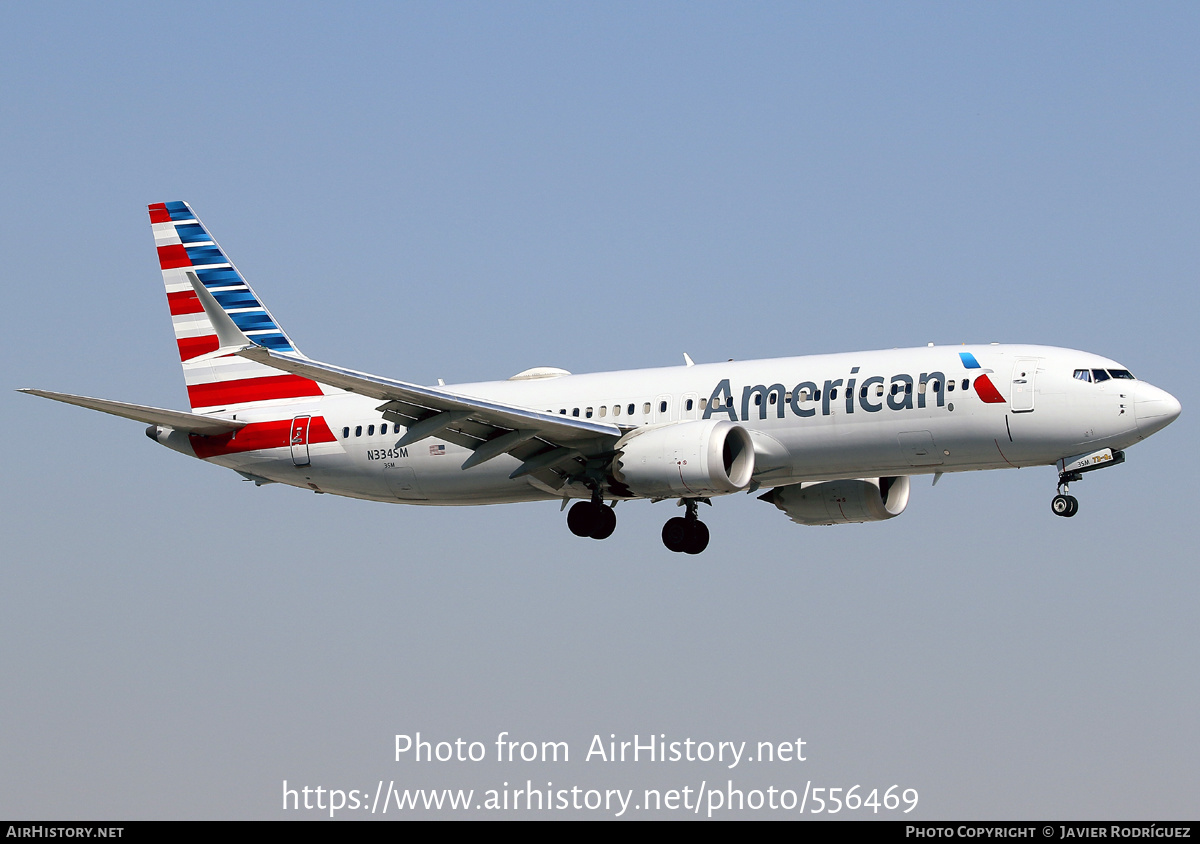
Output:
[149, 202, 326, 412]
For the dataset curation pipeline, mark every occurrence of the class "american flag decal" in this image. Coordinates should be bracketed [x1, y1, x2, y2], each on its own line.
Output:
[429, 444, 446, 456]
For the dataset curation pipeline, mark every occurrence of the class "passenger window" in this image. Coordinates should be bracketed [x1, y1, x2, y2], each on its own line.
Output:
[904, 383, 912, 395]
[768, 393, 776, 405]
[659, 400, 667, 413]
[830, 388, 838, 400]
[643, 403, 651, 414]
[686, 398, 694, 411]
[961, 379, 968, 390]
[572, 408, 580, 417]
[585, 407, 593, 418]
[342, 427, 350, 438]
[613, 404, 621, 417]
[599, 406, 607, 417]
[891, 384, 899, 395]
[754, 394, 762, 406]
[947, 381, 955, 392]
[628, 404, 635, 415]
[699, 398, 707, 410]
[876, 384, 885, 397]
[859, 386, 867, 398]
[799, 389, 810, 401]
[355, 426, 362, 437]
[814, 389, 821, 401]
[368, 424, 375, 435]
[559, 409, 566, 415]
[918, 381, 927, 394]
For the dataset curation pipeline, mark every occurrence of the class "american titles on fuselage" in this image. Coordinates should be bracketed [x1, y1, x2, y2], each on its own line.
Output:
[703, 368, 982, 422]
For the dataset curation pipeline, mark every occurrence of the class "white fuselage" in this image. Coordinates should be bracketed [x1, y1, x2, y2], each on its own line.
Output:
[175, 344, 1174, 506]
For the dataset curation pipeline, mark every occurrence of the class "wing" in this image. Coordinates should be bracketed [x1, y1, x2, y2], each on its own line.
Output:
[184, 270, 625, 490]
[238, 346, 625, 490]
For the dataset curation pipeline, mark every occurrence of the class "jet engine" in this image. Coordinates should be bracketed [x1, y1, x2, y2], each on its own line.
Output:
[612, 420, 755, 498]
[759, 477, 911, 525]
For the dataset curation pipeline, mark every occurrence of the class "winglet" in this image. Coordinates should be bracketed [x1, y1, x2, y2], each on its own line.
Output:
[185, 271, 255, 358]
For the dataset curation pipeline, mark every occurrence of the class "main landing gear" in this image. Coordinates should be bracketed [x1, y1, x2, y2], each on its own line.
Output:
[565, 494, 711, 553]
[567, 496, 617, 540]
[661, 498, 710, 555]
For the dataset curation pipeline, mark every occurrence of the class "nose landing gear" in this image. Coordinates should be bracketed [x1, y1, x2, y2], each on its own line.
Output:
[1051, 473, 1080, 518]
[662, 498, 710, 554]
[1049, 448, 1126, 518]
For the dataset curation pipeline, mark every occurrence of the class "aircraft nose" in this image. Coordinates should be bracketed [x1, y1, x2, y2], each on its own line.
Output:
[1134, 382, 1182, 437]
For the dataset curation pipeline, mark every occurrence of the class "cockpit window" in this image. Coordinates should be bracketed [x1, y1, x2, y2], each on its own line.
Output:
[1077, 368, 1135, 383]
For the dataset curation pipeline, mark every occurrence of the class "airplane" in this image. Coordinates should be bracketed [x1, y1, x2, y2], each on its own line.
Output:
[19, 201, 1182, 554]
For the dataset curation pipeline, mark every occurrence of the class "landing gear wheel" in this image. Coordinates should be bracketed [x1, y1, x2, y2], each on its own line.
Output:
[567, 501, 617, 539]
[1051, 494, 1079, 518]
[567, 502, 598, 537]
[662, 517, 689, 552]
[682, 520, 709, 555]
[662, 515, 710, 554]
[590, 504, 617, 540]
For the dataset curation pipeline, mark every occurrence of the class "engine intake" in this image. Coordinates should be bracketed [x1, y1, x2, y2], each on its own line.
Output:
[612, 420, 755, 498]
[759, 477, 911, 525]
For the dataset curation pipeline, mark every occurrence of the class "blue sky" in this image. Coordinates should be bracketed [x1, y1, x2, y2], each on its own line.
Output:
[2, 2, 1197, 819]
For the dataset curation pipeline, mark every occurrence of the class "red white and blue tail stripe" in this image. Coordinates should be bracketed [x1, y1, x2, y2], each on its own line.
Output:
[149, 202, 327, 412]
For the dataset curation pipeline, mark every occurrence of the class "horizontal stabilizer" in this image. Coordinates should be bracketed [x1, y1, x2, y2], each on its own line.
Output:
[17, 389, 247, 436]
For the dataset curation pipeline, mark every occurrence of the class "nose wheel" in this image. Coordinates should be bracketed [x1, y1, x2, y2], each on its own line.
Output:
[1051, 493, 1079, 517]
[662, 498, 710, 554]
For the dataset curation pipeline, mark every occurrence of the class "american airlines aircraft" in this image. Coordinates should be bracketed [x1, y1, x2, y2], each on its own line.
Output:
[20, 202, 1182, 554]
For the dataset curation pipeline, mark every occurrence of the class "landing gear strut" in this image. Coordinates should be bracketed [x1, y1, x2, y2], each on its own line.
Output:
[1048, 448, 1128, 518]
[662, 498, 710, 554]
[567, 493, 617, 540]
[1051, 473, 1080, 518]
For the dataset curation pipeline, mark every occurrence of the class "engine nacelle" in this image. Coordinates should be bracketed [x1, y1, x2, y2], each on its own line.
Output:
[760, 477, 911, 525]
[612, 420, 755, 498]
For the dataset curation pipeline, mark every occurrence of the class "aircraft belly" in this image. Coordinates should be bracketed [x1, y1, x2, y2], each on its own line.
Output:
[760, 404, 1047, 479]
